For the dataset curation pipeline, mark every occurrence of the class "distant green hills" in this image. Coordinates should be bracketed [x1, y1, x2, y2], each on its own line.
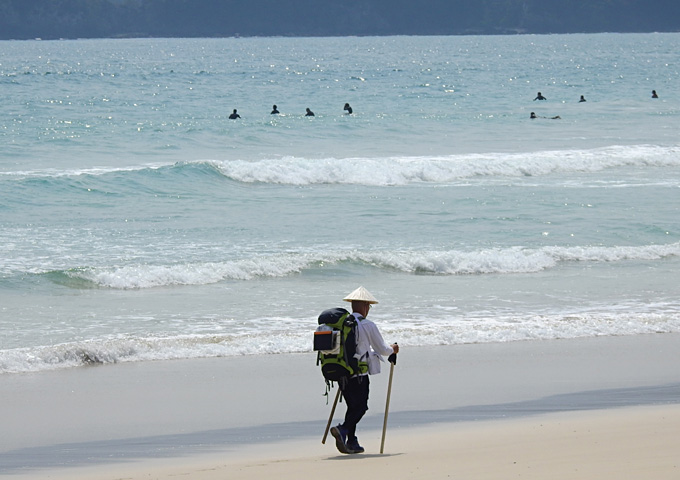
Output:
[1, 0, 678, 40]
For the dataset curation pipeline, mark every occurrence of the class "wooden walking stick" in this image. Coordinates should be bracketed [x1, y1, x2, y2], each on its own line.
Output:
[322, 387, 342, 444]
[380, 349, 398, 454]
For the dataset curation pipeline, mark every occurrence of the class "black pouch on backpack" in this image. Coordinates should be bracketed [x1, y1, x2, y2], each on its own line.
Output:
[313, 328, 335, 351]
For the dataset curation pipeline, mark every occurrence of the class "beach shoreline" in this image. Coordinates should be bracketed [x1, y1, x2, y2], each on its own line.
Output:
[2, 333, 679, 478]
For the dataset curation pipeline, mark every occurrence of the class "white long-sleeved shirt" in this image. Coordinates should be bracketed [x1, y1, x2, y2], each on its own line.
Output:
[352, 312, 394, 375]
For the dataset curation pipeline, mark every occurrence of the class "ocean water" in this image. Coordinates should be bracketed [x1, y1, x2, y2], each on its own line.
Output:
[1, 33, 679, 374]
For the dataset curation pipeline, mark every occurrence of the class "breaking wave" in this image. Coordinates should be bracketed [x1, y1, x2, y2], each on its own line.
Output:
[209, 144, 680, 185]
[40, 242, 680, 289]
[2, 144, 679, 187]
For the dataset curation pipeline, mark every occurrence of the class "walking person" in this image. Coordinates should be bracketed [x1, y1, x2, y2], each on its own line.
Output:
[330, 286, 399, 454]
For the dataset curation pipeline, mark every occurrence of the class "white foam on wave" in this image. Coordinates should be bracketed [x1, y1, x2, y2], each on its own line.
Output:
[72, 254, 321, 288]
[375, 242, 680, 275]
[211, 144, 680, 185]
[2, 144, 678, 185]
[2, 310, 679, 374]
[382, 311, 680, 346]
[0, 331, 311, 374]
[70, 242, 680, 289]
[0, 162, 171, 178]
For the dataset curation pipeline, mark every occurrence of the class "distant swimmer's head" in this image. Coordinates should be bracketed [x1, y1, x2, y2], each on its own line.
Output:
[233, 109, 237, 113]
[530, 112, 537, 119]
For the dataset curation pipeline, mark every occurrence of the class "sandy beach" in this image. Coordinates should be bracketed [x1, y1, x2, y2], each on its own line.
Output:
[30, 404, 680, 480]
[2, 333, 679, 479]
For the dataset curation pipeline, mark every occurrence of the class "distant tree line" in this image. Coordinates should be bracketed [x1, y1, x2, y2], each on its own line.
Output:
[0, 0, 678, 40]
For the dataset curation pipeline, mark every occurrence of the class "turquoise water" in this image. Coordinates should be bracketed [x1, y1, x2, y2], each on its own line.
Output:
[1, 34, 679, 373]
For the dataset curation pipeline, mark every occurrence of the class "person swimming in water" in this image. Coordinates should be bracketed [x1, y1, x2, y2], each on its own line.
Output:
[229, 109, 241, 119]
[271, 105, 280, 114]
[534, 92, 547, 101]
[305, 108, 315, 116]
[530, 112, 560, 119]
[344, 103, 353, 114]
[579, 95, 587, 102]
[652, 90, 659, 98]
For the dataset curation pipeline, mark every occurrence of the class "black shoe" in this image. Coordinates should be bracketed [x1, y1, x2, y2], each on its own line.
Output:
[346, 437, 365, 454]
[330, 425, 350, 454]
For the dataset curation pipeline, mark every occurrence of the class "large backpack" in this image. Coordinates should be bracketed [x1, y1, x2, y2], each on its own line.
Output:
[314, 307, 368, 388]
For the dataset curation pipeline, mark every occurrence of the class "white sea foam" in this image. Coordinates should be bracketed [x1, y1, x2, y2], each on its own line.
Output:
[0, 163, 171, 178]
[3, 144, 678, 186]
[2, 310, 679, 374]
[72, 254, 317, 288]
[68, 242, 680, 289]
[211, 144, 680, 186]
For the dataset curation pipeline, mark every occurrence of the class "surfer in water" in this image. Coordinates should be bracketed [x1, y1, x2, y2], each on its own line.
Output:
[652, 90, 659, 98]
[530, 112, 560, 119]
[229, 109, 241, 119]
[344, 103, 353, 114]
[305, 108, 315, 116]
[534, 92, 547, 101]
[579, 95, 587, 102]
[271, 105, 280, 114]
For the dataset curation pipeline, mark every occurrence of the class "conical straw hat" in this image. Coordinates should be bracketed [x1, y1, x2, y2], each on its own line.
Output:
[343, 286, 379, 304]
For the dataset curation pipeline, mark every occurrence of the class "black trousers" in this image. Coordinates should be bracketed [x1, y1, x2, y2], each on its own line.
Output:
[340, 375, 370, 440]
